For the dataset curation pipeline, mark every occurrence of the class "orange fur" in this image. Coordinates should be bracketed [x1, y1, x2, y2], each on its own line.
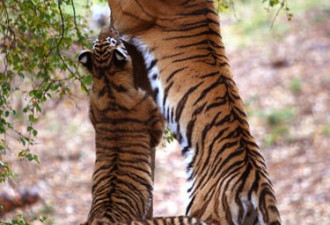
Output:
[108, 1, 281, 225]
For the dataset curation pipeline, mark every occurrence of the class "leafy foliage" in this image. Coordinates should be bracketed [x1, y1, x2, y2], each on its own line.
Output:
[1, 214, 47, 225]
[0, 0, 91, 222]
[163, 127, 175, 144]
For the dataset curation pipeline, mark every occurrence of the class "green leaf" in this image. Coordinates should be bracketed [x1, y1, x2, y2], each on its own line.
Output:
[18, 73, 25, 79]
[19, 138, 26, 146]
[27, 126, 33, 132]
[32, 129, 38, 137]
[35, 103, 42, 112]
[23, 107, 29, 113]
[39, 215, 47, 222]
[28, 114, 38, 123]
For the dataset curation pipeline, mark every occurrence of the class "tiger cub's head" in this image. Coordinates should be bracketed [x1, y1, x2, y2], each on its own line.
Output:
[78, 27, 131, 76]
[78, 27, 134, 113]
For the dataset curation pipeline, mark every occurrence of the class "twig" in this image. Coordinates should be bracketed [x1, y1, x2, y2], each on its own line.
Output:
[270, 2, 284, 30]
[57, 0, 65, 50]
[57, 52, 89, 93]
[1, 0, 9, 76]
[47, 0, 66, 57]
[230, 0, 238, 21]
[71, 0, 83, 44]
[56, 0, 88, 92]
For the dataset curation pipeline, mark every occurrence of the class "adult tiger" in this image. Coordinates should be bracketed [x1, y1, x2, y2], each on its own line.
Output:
[107, 1, 281, 225]
[79, 27, 165, 224]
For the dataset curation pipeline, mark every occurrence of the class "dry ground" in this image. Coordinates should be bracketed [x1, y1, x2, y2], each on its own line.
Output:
[1, 7, 329, 225]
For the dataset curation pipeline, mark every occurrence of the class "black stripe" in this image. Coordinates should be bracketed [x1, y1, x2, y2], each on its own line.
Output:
[163, 81, 174, 108]
[165, 28, 221, 40]
[205, 98, 227, 112]
[153, 88, 159, 100]
[199, 71, 219, 78]
[101, 102, 130, 112]
[164, 23, 213, 33]
[248, 170, 260, 200]
[147, 59, 158, 71]
[110, 81, 127, 93]
[179, 8, 218, 16]
[170, 107, 174, 124]
[182, 118, 196, 156]
[175, 82, 203, 123]
[178, 39, 223, 49]
[185, 195, 195, 215]
[192, 102, 206, 117]
[180, 18, 219, 28]
[152, 73, 158, 80]
[193, 78, 223, 105]
[166, 67, 187, 82]
[200, 112, 223, 150]
[160, 52, 185, 60]
[213, 149, 244, 177]
[172, 53, 211, 63]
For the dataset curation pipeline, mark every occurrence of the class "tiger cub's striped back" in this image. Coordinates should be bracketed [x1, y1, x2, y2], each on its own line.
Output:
[79, 27, 164, 225]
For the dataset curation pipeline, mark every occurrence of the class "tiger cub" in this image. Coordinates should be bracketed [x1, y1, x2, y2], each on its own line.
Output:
[79, 27, 164, 225]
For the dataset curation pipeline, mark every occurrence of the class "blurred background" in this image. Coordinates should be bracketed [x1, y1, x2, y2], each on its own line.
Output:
[0, 0, 329, 224]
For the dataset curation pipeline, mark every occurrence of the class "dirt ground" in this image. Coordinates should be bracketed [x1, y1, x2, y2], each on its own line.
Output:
[1, 7, 329, 225]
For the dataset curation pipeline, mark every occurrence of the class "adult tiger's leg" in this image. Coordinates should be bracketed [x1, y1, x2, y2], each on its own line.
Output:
[108, 1, 282, 225]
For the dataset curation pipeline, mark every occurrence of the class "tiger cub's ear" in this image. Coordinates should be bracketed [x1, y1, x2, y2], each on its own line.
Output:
[113, 46, 128, 69]
[78, 50, 93, 72]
